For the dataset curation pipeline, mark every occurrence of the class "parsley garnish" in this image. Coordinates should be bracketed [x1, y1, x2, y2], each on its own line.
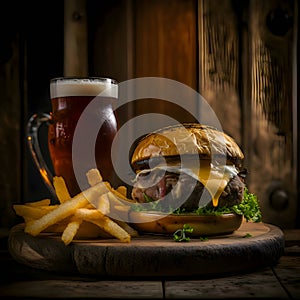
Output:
[232, 187, 262, 222]
[173, 224, 193, 242]
[242, 233, 252, 238]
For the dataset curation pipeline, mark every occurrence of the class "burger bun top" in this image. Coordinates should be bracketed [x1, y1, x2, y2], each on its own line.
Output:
[131, 123, 244, 169]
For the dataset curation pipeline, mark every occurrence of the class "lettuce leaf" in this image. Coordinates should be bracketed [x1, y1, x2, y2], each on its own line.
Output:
[232, 187, 262, 222]
[131, 187, 262, 223]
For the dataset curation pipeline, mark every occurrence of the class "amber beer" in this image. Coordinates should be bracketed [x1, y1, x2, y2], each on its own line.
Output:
[49, 77, 118, 196]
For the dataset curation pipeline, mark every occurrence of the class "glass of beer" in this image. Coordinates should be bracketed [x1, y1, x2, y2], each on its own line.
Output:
[27, 77, 118, 198]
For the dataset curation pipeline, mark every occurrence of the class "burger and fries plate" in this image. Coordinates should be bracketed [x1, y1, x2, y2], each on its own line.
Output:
[14, 123, 261, 245]
[13, 166, 243, 245]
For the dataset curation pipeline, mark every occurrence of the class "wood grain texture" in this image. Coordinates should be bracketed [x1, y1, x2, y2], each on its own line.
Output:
[87, 0, 134, 128]
[247, 0, 297, 228]
[64, 0, 88, 76]
[134, 0, 197, 87]
[198, 0, 241, 143]
[134, 0, 198, 122]
[88, 0, 132, 82]
[8, 221, 284, 277]
[1, 229, 299, 299]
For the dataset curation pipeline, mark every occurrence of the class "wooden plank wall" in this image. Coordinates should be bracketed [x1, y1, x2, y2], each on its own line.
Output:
[198, 0, 297, 228]
[133, 0, 198, 127]
[247, 0, 297, 227]
[64, 0, 88, 76]
[198, 0, 241, 143]
[0, 3, 23, 228]
[134, 0, 197, 89]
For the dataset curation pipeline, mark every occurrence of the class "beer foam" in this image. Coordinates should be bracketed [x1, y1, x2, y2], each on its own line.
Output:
[50, 78, 118, 98]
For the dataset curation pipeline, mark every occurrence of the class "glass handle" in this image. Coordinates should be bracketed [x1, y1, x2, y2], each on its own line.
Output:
[27, 113, 58, 200]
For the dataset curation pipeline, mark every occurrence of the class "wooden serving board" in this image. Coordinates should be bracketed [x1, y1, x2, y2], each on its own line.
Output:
[8, 221, 284, 278]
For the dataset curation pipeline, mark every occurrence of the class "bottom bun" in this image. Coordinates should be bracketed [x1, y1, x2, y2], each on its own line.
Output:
[129, 211, 243, 237]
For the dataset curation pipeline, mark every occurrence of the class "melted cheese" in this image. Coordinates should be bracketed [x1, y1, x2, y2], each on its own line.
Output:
[189, 163, 235, 207]
[134, 162, 238, 207]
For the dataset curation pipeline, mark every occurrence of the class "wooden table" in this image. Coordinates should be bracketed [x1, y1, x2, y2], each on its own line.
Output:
[0, 227, 299, 299]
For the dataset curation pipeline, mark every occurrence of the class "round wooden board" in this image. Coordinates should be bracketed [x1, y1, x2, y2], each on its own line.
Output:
[8, 221, 285, 278]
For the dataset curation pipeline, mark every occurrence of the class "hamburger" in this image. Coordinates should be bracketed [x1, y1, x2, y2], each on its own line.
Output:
[128, 123, 261, 237]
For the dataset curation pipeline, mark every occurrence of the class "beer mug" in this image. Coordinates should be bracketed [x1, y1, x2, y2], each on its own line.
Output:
[27, 77, 119, 199]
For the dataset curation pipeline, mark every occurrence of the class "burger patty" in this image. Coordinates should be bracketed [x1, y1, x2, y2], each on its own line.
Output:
[131, 171, 245, 211]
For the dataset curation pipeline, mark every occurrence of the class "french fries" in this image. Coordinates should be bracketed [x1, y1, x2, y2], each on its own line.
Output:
[25, 199, 51, 207]
[88, 216, 131, 243]
[116, 185, 127, 197]
[14, 168, 138, 245]
[61, 218, 83, 245]
[112, 218, 139, 238]
[86, 168, 102, 186]
[13, 204, 58, 220]
[53, 176, 71, 203]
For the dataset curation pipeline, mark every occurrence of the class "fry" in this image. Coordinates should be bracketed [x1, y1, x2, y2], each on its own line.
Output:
[25, 199, 51, 207]
[107, 191, 125, 206]
[53, 176, 71, 203]
[98, 193, 110, 214]
[116, 186, 127, 197]
[92, 193, 110, 215]
[107, 192, 132, 221]
[43, 219, 110, 239]
[86, 168, 102, 186]
[85, 203, 95, 209]
[107, 192, 131, 214]
[88, 216, 131, 243]
[42, 218, 72, 233]
[61, 218, 83, 245]
[88, 192, 110, 215]
[113, 205, 131, 213]
[101, 179, 133, 204]
[112, 218, 139, 237]
[75, 221, 112, 239]
[110, 187, 133, 203]
[25, 182, 109, 236]
[13, 204, 58, 219]
[86, 168, 110, 213]
[86, 169, 128, 201]
[74, 208, 103, 220]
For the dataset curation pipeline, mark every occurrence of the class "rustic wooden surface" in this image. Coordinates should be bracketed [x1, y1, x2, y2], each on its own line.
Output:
[0, 228, 299, 299]
[8, 221, 284, 277]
